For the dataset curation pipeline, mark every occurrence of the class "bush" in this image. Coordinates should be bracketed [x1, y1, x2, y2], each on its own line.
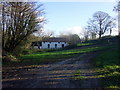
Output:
[2, 54, 17, 63]
[22, 49, 32, 55]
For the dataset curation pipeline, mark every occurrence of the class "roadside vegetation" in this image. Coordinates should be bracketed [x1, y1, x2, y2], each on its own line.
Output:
[3, 36, 119, 66]
[92, 36, 120, 88]
[77, 43, 93, 47]
[93, 47, 120, 88]
[2, 34, 119, 88]
[1, 2, 120, 88]
[71, 36, 120, 88]
[3, 46, 106, 66]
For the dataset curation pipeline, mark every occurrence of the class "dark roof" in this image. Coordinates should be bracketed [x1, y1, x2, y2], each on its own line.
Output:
[42, 38, 67, 42]
[31, 42, 42, 46]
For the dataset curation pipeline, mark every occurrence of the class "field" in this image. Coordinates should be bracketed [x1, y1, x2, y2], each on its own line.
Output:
[3, 45, 108, 66]
[2, 36, 120, 88]
[18, 46, 104, 63]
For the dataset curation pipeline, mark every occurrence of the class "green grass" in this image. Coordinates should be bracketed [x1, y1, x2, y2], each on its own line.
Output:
[77, 43, 93, 47]
[94, 50, 119, 67]
[93, 48, 120, 88]
[71, 70, 86, 80]
[18, 46, 105, 64]
[83, 36, 119, 46]
[3, 45, 108, 66]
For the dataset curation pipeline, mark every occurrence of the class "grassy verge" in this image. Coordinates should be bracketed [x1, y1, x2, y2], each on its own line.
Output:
[93, 47, 120, 88]
[77, 43, 94, 47]
[3, 36, 119, 67]
[19, 46, 103, 63]
[3, 46, 107, 66]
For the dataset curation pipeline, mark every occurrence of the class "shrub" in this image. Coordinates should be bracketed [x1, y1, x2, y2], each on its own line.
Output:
[22, 49, 32, 55]
[2, 54, 17, 63]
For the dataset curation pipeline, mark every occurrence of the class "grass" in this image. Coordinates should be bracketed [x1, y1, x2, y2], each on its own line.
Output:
[3, 36, 119, 88]
[93, 47, 120, 88]
[94, 50, 119, 67]
[3, 42, 108, 66]
[83, 36, 119, 46]
[18, 46, 105, 64]
[71, 70, 86, 80]
[71, 43, 120, 88]
[3, 40, 115, 66]
[77, 43, 93, 47]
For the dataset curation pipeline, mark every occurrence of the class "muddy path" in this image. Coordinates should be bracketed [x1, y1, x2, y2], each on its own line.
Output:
[2, 51, 102, 88]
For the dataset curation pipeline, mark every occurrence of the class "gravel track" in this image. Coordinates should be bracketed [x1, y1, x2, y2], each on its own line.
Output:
[2, 51, 102, 88]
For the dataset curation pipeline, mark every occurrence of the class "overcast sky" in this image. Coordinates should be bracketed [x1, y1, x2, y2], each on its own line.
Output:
[42, 2, 118, 37]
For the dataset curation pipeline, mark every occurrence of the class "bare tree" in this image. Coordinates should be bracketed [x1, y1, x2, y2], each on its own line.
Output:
[113, 1, 120, 12]
[60, 34, 80, 45]
[86, 11, 116, 39]
[41, 30, 55, 38]
[113, 1, 120, 36]
[0, 2, 45, 53]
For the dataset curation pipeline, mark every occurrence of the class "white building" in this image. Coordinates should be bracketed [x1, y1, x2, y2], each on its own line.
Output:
[31, 38, 69, 49]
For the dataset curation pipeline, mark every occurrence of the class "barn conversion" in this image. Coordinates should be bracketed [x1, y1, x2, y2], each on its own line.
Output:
[31, 38, 69, 49]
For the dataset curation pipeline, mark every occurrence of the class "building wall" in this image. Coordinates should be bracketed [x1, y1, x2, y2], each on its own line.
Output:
[41, 42, 68, 49]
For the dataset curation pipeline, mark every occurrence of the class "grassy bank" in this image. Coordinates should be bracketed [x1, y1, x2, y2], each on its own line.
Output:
[77, 43, 94, 47]
[4, 46, 117, 66]
[3, 45, 108, 67]
[71, 36, 119, 88]
[93, 46, 120, 88]
[18, 46, 104, 64]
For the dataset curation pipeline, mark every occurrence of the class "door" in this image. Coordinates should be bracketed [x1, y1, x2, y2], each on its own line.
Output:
[62, 44, 64, 48]
[55, 44, 57, 48]
[48, 44, 50, 48]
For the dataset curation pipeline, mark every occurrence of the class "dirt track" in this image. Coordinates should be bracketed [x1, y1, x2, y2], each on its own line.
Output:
[2, 51, 102, 88]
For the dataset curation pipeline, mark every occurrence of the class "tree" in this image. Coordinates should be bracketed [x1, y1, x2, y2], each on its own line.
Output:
[90, 32, 96, 40]
[80, 27, 96, 41]
[113, 1, 120, 12]
[113, 1, 120, 36]
[42, 30, 55, 38]
[86, 11, 116, 39]
[60, 34, 81, 45]
[35, 29, 55, 38]
[0, 2, 45, 53]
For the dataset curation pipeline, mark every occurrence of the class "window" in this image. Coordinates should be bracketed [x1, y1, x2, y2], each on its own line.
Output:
[39, 42, 42, 46]
[62, 44, 64, 48]
[48, 44, 50, 48]
[55, 44, 57, 48]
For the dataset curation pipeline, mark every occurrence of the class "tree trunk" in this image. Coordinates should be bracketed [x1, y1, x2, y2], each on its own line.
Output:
[2, 3, 5, 48]
[99, 31, 102, 39]
[118, 10, 120, 36]
[1, 2, 45, 54]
